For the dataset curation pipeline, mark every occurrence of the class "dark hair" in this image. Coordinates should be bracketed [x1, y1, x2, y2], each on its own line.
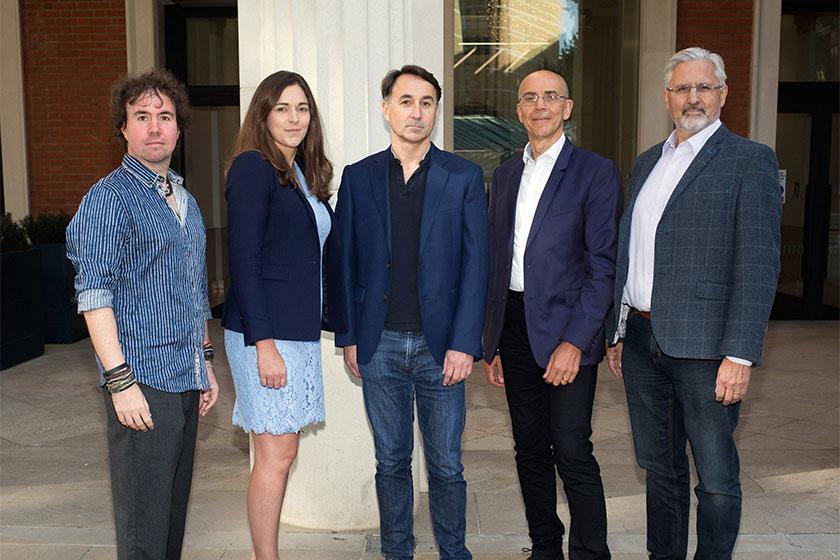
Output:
[381, 65, 442, 102]
[228, 71, 333, 202]
[110, 69, 191, 148]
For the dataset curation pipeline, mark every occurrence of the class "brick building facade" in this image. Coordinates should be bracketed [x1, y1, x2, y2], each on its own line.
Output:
[676, 0, 754, 138]
[19, 0, 126, 215]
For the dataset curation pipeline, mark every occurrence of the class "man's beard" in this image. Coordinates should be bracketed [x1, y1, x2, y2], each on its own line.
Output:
[677, 104, 717, 135]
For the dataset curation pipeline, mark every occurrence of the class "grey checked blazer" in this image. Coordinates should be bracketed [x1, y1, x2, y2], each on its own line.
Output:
[606, 124, 782, 365]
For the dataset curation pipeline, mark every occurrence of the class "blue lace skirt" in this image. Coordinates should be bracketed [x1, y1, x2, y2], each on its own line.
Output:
[224, 329, 325, 435]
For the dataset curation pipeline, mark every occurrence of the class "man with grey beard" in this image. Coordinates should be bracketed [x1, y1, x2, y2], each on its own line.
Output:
[605, 47, 782, 559]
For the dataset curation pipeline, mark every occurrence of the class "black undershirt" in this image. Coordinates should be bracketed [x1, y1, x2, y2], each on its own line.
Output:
[384, 150, 429, 331]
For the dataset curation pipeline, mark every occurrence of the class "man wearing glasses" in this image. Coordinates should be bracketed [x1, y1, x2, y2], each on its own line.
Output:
[482, 70, 621, 559]
[606, 48, 782, 559]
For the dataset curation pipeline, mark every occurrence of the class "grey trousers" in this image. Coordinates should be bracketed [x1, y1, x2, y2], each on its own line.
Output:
[104, 383, 199, 560]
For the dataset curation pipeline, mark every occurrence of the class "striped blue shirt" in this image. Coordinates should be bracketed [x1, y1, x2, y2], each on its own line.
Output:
[67, 154, 211, 393]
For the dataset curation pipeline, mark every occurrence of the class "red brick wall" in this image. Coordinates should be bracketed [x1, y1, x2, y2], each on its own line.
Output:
[676, 0, 753, 138]
[20, 0, 127, 215]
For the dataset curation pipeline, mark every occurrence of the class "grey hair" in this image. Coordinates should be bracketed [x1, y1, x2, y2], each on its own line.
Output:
[664, 47, 727, 85]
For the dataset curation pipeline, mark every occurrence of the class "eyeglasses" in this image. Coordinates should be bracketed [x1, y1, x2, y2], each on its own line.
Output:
[665, 83, 724, 97]
[518, 92, 569, 106]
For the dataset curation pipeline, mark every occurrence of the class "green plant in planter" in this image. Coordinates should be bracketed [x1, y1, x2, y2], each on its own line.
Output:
[21, 211, 73, 245]
[1, 213, 32, 253]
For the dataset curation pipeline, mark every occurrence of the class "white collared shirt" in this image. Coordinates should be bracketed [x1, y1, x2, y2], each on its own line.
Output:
[509, 134, 566, 291]
[621, 119, 750, 366]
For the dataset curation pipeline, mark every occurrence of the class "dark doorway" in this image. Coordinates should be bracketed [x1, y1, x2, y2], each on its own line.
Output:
[164, 3, 239, 312]
[772, 2, 839, 319]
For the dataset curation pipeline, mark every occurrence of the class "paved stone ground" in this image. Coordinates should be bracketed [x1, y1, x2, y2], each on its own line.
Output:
[1, 321, 838, 559]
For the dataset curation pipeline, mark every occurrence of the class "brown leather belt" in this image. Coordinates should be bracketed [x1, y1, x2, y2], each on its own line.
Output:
[635, 309, 651, 320]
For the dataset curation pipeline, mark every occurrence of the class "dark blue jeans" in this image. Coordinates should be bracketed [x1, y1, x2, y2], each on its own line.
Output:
[360, 330, 472, 560]
[622, 313, 742, 560]
[104, 383, 200, 560]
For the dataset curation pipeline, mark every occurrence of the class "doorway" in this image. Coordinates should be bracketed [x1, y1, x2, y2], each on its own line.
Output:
[164, 3, 239, 311]
[773, 2, 839, 319]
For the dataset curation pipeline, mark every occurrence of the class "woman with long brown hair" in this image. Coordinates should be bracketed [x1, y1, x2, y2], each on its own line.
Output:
[221, 71, 346, 559]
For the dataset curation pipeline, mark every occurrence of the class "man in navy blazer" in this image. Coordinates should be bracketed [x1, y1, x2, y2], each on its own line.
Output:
[605, 48, 782, 559]
[335, 65, 487, 560]
[482, 70, 621, 560]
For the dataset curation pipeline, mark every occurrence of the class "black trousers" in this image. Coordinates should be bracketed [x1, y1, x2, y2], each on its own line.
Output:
[499, 296, 610, 560]
[104, 383, 200, 560]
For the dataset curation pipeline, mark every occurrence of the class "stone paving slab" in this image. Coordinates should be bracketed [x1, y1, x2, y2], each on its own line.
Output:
[1, 320, 838, 558]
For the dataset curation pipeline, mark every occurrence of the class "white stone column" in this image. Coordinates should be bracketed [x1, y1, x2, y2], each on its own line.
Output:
[749, 0, 781, 149]
[637, 0, 677, 153]
[237, 0, 445, 530]
[0, 0, 30, 219]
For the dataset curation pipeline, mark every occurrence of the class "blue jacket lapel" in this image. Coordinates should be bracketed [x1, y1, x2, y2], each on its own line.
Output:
[525, 139, 573, 250]
[504, 158, 525, 256]
[420, 145, 450, 253]
[368, 149, 391, 253]
[662, 124, 729, 214]
[293, 179, 318, 231]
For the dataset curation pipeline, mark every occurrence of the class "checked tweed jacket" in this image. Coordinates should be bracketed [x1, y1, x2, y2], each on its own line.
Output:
[606, 124, 783, 365]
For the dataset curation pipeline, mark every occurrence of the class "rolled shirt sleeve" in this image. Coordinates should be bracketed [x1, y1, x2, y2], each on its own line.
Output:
[66, 184, 130, 314]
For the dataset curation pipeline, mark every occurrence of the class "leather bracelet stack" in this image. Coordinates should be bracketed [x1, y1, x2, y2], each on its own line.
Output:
[104, 362, 136, 394]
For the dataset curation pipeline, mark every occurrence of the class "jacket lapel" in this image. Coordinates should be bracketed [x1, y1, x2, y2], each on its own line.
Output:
[623, 148, 661, 221]
[368, 149, 392, 253]
[503, 158, 525, 257]
[420, 145, 450, 253]
[293, 184, 318, 231]
[662, 124, 728, 214]
[525, 140, 573, 250]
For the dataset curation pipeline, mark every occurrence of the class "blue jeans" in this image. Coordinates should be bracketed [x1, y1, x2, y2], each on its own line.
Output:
[360, 330, 472, 560]
[622, 313, 742, 560]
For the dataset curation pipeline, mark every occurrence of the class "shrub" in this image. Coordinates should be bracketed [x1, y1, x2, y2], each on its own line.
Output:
[1, 213, 32, 253]
[21, 212, 73, 245]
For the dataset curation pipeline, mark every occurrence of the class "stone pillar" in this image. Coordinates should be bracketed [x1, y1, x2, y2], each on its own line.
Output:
[237, 0, 445, 530]
[637, 0, 677, 152]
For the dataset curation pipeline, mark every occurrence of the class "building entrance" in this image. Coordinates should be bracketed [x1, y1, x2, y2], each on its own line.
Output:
[773, 2, 839, 319]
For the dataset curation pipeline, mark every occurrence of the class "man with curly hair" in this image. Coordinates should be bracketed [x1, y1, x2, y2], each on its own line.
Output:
[67, 69, 219, 559]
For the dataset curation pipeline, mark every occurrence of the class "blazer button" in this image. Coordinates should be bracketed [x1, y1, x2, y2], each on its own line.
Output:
[385, 262, 391, 269]
[383, 294, 389, 301]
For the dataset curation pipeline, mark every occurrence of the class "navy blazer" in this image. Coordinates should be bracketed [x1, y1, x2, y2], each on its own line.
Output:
[482, 140, 623, 368]
[221, 150, 347, 345]
[334, 144, 489, 366]
[606, 125, 782, 365]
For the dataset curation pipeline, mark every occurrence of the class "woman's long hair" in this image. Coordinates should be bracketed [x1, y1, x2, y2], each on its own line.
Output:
[228, 71, 333, 201]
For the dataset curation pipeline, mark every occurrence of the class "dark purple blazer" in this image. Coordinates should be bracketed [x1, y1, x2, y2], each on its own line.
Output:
[482, 140, 622, 368]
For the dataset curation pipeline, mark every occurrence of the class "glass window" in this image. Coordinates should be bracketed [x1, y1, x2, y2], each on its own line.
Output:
[779, 12, 839, 83]
[452, 0, 639, 186]
[186, 17, 239, 86]
[183, 106, 240, 307]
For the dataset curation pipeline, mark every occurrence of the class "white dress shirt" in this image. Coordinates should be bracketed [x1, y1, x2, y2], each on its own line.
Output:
[509, 134, 566, 291]
[621, 119, 750, 366]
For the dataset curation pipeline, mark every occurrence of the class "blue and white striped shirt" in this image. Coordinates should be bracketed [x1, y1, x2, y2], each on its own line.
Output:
[67, 154, 211, 393]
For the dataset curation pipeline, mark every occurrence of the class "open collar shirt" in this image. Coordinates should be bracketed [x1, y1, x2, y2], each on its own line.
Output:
[509, 134, 566, 291]
[67, 154, 212, 392]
